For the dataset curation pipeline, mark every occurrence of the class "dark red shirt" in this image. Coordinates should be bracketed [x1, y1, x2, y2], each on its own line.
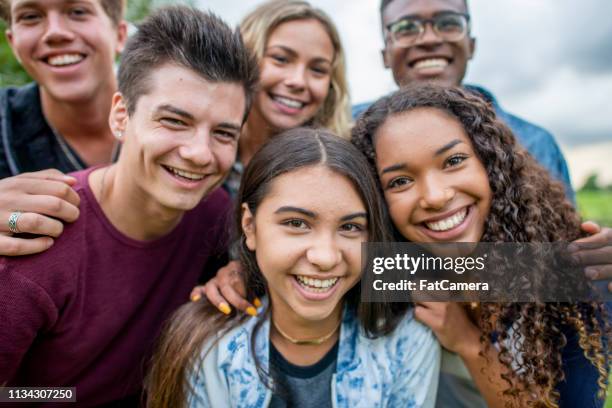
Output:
[0, 168, 230, 406]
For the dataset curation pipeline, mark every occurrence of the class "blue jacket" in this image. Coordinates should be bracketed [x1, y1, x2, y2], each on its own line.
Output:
[352, 85, 575, 203]
[188, 305, 441, 408]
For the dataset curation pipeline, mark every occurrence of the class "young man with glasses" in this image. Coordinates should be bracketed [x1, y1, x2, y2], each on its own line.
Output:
[353, 0, 574, 201]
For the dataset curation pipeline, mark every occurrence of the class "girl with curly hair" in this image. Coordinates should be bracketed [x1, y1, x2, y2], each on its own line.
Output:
[351, 83, 610, 408]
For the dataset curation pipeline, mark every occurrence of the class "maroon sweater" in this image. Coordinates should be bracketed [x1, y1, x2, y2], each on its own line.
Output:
[0, 168, 230, 406]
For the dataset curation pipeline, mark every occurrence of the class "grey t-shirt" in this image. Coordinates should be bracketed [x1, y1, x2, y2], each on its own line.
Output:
[269, 340, 338, 408]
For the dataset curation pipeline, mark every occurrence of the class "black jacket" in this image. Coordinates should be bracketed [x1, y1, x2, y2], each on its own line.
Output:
[0, 83, 86, 179]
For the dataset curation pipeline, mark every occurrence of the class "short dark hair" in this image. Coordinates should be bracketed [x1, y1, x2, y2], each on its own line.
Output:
[380, 0, 468, 15]
[117, 6, 259, 120]
[0, 0, 125, 26]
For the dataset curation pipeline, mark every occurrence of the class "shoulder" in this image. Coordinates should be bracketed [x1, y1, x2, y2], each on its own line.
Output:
[351, 100, 375, 120]
[363, 309, 440, 361]
[1, 83, 40, 113]
[1, 170, 93, 290]
[190, 316, 269, 407]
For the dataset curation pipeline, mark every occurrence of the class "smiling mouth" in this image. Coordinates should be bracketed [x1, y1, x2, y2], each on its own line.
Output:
[410, 57, 450, 70]
[294, 275, 339, 293]
[44, 53, 86, 67]
[271, 94, 306, 110]
[423, 206, 468, 232]
[162, 165, 205, 181]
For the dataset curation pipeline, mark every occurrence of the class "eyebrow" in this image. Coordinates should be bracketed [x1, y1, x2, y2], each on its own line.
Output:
[274, 206, 367, 222]
[434, 139, 463, 156]
[340, 212, 367, 221]
[155, 104, 241, 131]
[155, 104, 195, 121]
[275, 206, 316, 218]
[266, 45, 333, 65]
[381, 163, 407, 175]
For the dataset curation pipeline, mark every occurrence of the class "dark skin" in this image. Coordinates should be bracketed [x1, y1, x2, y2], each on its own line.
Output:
[196, 0, 612, 314]
[381, 0, 474, 88]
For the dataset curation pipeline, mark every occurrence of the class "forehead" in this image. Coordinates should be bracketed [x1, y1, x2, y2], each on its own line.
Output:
[383, 0, 467, 24]
[266, 18, 334, 61]
[375, 108, 469, 160]
[11, 0, 102, 10]
[136, 64, 246, 123]
[262, 165, 365, 212]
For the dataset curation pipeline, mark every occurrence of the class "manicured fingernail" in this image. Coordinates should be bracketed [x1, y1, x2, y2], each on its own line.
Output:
[218, 302, 231, 315]
[246, 306, 257, 317]
[191, 294, 201, 302]
[253, 298, 262, 308]
[585, 267, 598, 280]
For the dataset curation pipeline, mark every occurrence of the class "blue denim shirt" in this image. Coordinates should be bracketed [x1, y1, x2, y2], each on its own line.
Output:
[188, 304, 441, 408]
[351, 85, 575, 203]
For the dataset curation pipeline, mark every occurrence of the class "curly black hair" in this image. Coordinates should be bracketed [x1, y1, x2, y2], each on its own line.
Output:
[351, 84, 610, 407]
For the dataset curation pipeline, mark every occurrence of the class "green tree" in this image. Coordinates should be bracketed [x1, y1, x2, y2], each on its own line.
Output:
[580, 173, 601, 192]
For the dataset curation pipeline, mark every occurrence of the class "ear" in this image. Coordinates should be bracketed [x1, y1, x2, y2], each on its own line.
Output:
[115, 20, 128, 55]
[382, 47, 391, 69]
[241, 203, 257, 251]
[5, 29, 22, 64]
[468, 36, 476, 60]
[109, 92, 128, 142]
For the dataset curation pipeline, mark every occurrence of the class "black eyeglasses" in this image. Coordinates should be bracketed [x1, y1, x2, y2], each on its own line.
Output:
[386, 12, 470, 47]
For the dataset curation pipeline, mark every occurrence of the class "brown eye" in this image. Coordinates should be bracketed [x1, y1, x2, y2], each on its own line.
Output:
[387, 176, 412, 190]
[444, 155, 468, 168]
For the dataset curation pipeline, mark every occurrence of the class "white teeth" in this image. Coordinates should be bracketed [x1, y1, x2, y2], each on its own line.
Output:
[166, 166, 205, 181]
[48, 54, 84, 67]
[425, 208, 467, 232]
[273, 95, 304, 109]
[413, 58, 449, 70]
[296, 275, 339, 292]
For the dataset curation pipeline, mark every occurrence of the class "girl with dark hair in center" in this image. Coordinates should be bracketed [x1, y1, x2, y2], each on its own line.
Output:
[147, 128, 441, 407]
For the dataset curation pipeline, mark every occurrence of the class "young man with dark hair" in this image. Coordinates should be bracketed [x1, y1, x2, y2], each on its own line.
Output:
[0, 0, 127, 255]
[0, 6, 258, 405]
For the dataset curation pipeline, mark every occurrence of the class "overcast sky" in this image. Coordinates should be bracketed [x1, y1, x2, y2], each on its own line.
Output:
[196, 0, 612, 147]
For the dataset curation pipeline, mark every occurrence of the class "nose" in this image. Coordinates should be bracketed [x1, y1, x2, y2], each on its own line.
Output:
[306, 233, 342, 271]
[179, 132, 215, 168]
[415, 21, 442, 46]
[42, 12, 76, 45]
[284, 64, 307, 90]
[418, 173, 455, 210]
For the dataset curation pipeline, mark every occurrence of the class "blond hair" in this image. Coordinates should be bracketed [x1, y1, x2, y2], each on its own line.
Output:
[240, 0, 352, 138]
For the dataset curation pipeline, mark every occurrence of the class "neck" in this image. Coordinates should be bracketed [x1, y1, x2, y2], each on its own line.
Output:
[239, 110, 277, 166]
[89, 165, 184, 241]
[40, 82, 117, 166]
[270, 298, 343, 366]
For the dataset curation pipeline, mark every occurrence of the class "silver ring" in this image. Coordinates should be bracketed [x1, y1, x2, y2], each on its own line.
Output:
[8, 211, 22, 234]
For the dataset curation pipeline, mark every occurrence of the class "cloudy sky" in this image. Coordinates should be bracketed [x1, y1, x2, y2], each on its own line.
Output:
[197, 0, 612, 148]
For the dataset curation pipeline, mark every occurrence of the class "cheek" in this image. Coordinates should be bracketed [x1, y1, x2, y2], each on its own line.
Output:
[258, 63, 282, 89]
[310, 78, 331, 104]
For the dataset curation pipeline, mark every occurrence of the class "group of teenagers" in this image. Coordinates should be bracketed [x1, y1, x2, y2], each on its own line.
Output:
[0, 0, 611, 407]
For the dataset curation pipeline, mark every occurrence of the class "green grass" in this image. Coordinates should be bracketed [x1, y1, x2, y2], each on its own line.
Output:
[577, 190, 612, 226]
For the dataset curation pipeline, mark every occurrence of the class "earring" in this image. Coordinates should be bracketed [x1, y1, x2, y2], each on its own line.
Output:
[114, 130, 123, 140]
